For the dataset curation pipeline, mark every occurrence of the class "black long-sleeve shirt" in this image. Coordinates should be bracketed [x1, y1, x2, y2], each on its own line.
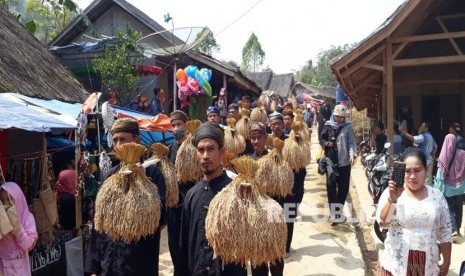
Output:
[178, 172, 247, 276]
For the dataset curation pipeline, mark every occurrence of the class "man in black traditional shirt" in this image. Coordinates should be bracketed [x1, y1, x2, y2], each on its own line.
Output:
[179, 123, 247, 276]
[85, 118, 165, 276]
[166, 110, 196, 275]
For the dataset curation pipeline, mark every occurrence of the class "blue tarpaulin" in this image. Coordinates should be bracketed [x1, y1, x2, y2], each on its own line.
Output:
[0, 93, 78, 132]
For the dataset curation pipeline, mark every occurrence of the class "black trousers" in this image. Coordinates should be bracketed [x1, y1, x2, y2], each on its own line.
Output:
[326, 165, 351, 216]
[251, 259, 285, 276]
[166, 206, 183, 276]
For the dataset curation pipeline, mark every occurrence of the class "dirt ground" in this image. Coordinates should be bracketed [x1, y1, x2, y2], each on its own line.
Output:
[158, 127, 366, 275]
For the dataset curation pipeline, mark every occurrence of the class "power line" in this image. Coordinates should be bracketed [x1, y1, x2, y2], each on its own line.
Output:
[214, 0, 263, 37]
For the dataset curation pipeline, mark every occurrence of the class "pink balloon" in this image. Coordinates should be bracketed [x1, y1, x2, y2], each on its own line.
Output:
[187, 77, 199, 92]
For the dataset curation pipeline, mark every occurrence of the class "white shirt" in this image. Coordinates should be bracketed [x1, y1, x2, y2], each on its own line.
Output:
[376, 185, 452, 276]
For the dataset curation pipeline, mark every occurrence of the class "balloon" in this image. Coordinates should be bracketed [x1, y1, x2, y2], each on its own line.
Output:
[187, 77, 199, 93]
[176, 68, 187, 82]
[180, 100, 189, 108]
[201, 81, 212, 97]
[199, 68, 212, 82]
[194, 70, 206, 86]
[185, 65, 198, 78]
[177, 80, 191, 96]
[178, 90, 187, 101]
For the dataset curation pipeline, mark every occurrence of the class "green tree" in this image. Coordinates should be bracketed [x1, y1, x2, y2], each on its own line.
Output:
[23, 0, 78, 43]
[295, 59, 315, 84]
[313, 44, 352, 87]
[195, 28, 220, 56]
[222, 59, 240, 69]
[93, 28, 145, 105]
[241, 32, 265, 73]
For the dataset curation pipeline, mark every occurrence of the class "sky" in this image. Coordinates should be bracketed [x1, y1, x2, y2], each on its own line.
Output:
[76, 0, 406, 74]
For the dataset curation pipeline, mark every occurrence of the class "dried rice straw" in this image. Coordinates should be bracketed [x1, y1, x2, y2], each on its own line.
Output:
[221, 150, 237, 170]
[283, 123, 311, 171]
[256, 138, 294, 197]
[235, 109, 252, 140]
[175, 120, 203, 183]
[224, 118, 246, 155]
[94, 143, 161, 242]
[150, 143, 179, 208]
[294, 112, 310, 141]
[205, 156, 287, 268]
[250, 105, 268, 125]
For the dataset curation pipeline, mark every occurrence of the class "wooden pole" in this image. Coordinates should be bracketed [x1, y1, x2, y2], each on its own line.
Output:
[386, 38, 394, 152]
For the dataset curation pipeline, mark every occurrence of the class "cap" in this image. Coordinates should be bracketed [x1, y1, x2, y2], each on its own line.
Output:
[228, 103, 239, 111]
[306, 103, 312, 109]
[333, 104, 348, 117]
[269, 111, 284, 121]
[170, 110, 189, 122]
[207, 105, 220, 116]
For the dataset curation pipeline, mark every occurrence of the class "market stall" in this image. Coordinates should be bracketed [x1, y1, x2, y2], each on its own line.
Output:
[0, 93, 83, 276]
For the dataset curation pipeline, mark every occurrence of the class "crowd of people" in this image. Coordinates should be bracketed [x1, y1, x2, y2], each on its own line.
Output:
[1, 88, 464, 276]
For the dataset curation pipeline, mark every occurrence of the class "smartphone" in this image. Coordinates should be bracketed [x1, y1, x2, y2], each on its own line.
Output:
[392, 161, 406, 188]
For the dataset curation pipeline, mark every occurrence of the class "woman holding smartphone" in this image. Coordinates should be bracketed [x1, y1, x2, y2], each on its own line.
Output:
[376, 148, 452, 276]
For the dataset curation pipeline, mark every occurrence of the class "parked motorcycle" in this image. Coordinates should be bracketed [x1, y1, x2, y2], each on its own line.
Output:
[359, 139, 372, 167]
[366, 142, 392, 242]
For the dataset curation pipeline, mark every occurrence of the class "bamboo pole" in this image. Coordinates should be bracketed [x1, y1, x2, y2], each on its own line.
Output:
[75, 127, 82, 236]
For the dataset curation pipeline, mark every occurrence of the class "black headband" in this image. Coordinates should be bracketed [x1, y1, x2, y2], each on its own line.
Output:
[194, 123, 224, 147]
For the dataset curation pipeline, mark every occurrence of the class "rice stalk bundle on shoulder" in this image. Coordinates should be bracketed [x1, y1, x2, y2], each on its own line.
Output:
[175, 119, 203, 183]
[256, 138, 294, 197]
[283, 123, 311, 171]
[221, 150, 237, 171]
[94, 143, 161, 242]
[250, 105, 268, 125]
[224, 118, 246, 154]
[205, 156, 287, 268]
[235, 109, 252, 140]
[294, 112, 310, 141]
[150, 143, 178, 208]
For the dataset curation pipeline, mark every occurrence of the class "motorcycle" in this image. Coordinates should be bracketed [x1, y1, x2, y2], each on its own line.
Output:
[359, 139, 372, 167]
[367, 142, 392, 242]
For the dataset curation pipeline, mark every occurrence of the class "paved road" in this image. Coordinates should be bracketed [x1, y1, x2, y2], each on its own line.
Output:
[352, 158, 465, 275]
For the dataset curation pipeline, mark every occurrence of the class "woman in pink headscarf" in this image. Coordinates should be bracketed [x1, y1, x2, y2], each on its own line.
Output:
[433, 133, 465, 241]
[0, 182, 38, 276]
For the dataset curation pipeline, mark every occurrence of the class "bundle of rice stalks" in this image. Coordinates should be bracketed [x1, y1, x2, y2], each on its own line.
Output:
[175, 120, 203, 183]
[205, 156, 287, 268]
[224, 118, 246, 155]
[294, 113, 310, 141]
[221, 150, 237, 170]
[94, 143, 161, 242]
[250, 105, 268, 125]
[283, 123, 311, 171]
[256, 138, 294, 197]
[235, 109, 252, 140]
[150, 143, 178, 208]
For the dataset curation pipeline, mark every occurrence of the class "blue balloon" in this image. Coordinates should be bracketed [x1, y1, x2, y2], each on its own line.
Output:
[185, 65, 198, 78]
[199, 68, 212, 82]
[194, 70, 206, 86]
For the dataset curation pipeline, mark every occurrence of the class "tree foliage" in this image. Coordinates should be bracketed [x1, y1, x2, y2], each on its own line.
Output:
[92, 28, 145, 105]
[22, 0, 78, 43]
[195, 28, 220, 56]
[241, 32, 265, 73]
[296, 44, 352, 87]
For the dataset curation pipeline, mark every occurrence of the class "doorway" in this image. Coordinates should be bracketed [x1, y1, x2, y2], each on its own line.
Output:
[422, 94, 462, 151]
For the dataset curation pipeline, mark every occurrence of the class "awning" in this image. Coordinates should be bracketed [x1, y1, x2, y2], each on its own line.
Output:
[0, 93, 79, 132]
[111, 105, 174, 145]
